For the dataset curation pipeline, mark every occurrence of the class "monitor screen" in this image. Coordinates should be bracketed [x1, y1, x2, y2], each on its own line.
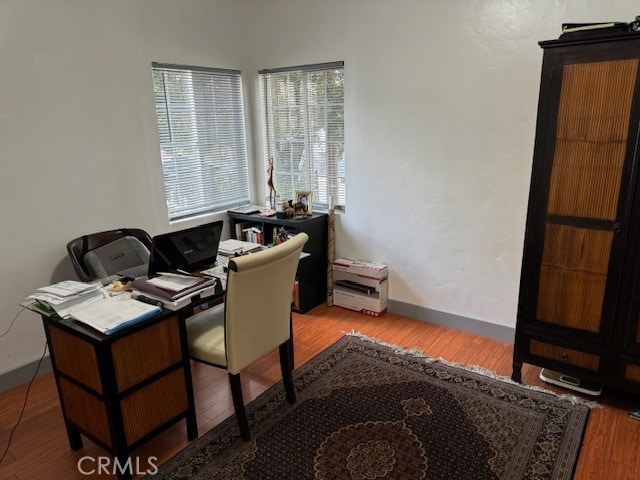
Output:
[149, 220, 223, 274]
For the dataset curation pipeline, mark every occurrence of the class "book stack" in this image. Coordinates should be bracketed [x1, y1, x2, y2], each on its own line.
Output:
[131, 273, 218, 311]
[27, 280, 107, 318]
[227, 204, 265, 215]
[242, 225, 264, 243]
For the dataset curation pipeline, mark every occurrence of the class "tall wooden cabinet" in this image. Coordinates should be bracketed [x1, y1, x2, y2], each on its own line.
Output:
[512, 33, 640, 394]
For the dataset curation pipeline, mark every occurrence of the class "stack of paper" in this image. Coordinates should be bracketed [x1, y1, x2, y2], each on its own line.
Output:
[28, 280, 107, 318]
[69, 296, 162, 334]
[227, 205, 263, 214]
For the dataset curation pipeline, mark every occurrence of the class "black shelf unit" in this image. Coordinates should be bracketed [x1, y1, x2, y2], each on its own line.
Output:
[227, 212, 328, 313]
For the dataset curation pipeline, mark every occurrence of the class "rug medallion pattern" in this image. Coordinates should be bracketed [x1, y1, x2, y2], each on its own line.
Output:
[149, 336, 589, 480]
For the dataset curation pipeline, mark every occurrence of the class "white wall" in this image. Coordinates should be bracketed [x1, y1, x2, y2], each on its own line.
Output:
[246, 0, 639, 327]
[1, 0, 637, 378]
[0, 0, 251, 376]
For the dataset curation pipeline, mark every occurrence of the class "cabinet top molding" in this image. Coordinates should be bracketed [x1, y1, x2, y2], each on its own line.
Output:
[540, 31, 640, 48]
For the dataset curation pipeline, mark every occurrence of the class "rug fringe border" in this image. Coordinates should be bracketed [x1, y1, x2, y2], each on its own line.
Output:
[343, 330, 602, 409]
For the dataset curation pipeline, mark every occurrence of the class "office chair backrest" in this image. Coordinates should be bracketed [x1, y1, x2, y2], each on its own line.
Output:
[224, 232, 308, 374]
[67, 228, 153, 282]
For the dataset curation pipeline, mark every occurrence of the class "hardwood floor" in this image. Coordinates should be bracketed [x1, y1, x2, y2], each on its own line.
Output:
[1, 305, 639, 479]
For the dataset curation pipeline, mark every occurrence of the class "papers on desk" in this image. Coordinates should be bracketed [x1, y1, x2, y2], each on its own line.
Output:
[27, 280, 108, 318]
[218, 239, 263, 255]
[226, 204, 263, 215]
[201, 265, 227, 290]
[69, 296, 162, 334]
[200, 256, 228, 277]
[37, 280, 100, 298]
[146, 273, 202, 291]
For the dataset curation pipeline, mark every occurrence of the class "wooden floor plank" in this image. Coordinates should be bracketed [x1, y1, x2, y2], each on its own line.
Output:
[1, 305, 639, 479]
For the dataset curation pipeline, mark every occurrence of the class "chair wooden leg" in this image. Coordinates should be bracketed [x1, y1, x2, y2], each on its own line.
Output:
[288, 312, 295, 369]
[228, 373, 250, 441]
[279, 340, 296, 404]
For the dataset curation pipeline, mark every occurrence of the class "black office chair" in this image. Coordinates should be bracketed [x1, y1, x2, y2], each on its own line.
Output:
[67, 228, 152, 282]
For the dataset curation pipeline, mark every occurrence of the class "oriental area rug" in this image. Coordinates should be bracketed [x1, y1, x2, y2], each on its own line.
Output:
[150, 334, 592, 480]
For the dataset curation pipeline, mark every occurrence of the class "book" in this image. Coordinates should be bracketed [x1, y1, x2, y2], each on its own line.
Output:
[292, 279, 300, 310]
[131, 283, 218, 311]
[69, 296, 162, 334]
[131, 273, 217, 300]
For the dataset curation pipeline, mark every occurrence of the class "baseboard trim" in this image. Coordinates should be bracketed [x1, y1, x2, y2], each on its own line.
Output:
[0, 354, 52, 393]
[388, 300, 515, 343]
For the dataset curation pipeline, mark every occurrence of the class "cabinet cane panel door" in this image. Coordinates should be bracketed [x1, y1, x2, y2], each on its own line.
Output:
[536, 224, 612, 332]
[534, 58, 638, 336]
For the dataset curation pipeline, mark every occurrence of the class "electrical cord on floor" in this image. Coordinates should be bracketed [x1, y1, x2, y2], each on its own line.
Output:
[0, 342, 48, 466]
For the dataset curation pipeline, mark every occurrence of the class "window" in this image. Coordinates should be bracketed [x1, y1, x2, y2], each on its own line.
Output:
[259, 62, 345, 210]
[152, 63, 250, 221]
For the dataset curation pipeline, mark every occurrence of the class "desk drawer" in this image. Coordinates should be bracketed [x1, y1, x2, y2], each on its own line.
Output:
[59, 378, 111, 448]
[112, 316, 182, 392]
[529, 339, 600, 371]
[48, 325, 102, 394]
[121, 368, 188, 445]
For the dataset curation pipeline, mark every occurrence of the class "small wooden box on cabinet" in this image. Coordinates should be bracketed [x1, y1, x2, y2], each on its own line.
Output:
[512, 32, 640, 395]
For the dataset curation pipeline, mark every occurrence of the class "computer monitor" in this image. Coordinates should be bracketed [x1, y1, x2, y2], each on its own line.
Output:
[148, 220, 224, 274]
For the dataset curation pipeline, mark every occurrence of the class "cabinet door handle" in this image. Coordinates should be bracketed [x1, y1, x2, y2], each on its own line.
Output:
[613, 223, 622, 233]
[561, 352, 569, 361]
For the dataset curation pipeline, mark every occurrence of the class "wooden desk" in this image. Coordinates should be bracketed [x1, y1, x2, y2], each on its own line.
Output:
[37, 285, 224, 480]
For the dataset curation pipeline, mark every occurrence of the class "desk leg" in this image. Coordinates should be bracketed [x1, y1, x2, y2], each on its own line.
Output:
[66, 425, 83, 450]
[183, 352, 198, 441]
[115, 452, 133, 480]
[184, 360, 198, 441]
[186, 414, 198, 441]
[185, 364, 198, 441]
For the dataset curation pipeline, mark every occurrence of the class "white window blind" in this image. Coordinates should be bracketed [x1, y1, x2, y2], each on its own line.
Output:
[152, 63, 250, 221]
[259, 62, 345, 210]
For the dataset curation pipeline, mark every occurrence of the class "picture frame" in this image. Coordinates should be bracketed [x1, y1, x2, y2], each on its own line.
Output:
[295, 190, 313, 215]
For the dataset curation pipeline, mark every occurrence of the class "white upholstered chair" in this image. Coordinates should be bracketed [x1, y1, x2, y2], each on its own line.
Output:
[185, 232, 308, 440]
